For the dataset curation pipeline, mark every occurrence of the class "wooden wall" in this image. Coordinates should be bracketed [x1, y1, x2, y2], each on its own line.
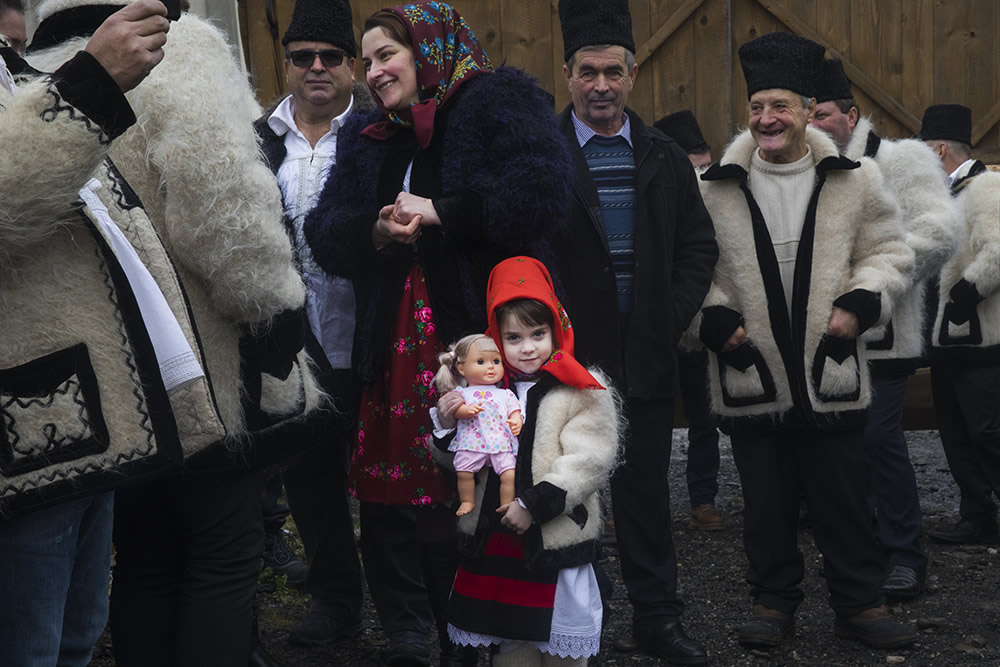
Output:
[239, 0, 1000, 161]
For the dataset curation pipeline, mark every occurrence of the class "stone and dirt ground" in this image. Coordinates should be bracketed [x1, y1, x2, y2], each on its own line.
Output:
[90, 430, 999, 666]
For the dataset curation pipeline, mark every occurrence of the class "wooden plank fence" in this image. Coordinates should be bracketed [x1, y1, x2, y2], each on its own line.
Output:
[239, 0, 1000, 162]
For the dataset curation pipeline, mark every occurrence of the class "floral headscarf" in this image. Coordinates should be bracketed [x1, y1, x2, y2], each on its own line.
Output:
[362, 2, 493, 148]
[485, 257, 605, 391]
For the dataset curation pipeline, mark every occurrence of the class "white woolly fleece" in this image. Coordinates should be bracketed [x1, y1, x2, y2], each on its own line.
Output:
[932, 167, 1000, 355]
[698, 127, 913, 420]
[845, 118, 961, 362]
[458, 369, 621, 553]
[27, 9, 309, 436]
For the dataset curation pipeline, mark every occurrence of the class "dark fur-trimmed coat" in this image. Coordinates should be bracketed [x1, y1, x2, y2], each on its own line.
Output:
[304, 67, 572, 383]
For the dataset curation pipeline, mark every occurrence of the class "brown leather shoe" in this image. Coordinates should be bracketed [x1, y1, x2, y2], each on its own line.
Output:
[690, 504, 725, 531]
[737, 605, 794, 648]
[834, 605, 918, 648]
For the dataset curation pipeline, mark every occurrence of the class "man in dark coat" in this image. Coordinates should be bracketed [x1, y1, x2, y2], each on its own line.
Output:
[252, 0, 368, 649]
[553, 1, 717, 663]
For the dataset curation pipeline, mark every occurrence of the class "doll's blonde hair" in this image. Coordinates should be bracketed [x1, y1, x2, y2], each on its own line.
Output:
[434, 334, 501, 393]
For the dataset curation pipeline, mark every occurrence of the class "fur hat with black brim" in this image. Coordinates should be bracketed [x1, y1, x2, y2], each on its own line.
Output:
[282, 0, 356, 56]
[654, 110, 709, 154]
[738, 31, 825, 99]
[815, 58, 852, 103]
[918, 104, 972, 146]
[558, 0, 635, 62]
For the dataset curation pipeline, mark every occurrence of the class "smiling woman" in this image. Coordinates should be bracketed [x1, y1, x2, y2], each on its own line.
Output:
[302, 3, 573, 664]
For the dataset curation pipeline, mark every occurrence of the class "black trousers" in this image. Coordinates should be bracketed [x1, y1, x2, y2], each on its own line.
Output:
[359, 501, 458, 635]
[110, 468, 264, 667]
[282, 368, 365, 620]
[931, 364, 1000, 521]
[677, 350, 721, 507]
[610, 396, 683, 626]
[731, 428, 883, 617]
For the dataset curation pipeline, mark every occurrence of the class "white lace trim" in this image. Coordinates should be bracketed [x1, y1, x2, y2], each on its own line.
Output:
[448, 625, 601, 659]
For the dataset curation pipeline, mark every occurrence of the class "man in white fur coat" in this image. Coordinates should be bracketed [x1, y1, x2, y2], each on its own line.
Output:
[919, 104, 1000, 547]
[24, 1, 319, 664]
[694, 32, 917, 651]
[809, 59, 960, 600]
[0, 4, 171, 664]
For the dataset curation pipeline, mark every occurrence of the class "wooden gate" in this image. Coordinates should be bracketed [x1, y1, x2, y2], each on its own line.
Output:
[239, 0, 1000, 161]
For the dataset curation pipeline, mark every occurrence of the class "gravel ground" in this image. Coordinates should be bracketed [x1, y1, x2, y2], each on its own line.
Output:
[91, 429, 1000, 666]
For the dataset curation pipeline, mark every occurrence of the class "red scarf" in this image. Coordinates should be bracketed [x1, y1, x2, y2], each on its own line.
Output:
[361, 2, 493, 148]
[485, 257, 604, 391]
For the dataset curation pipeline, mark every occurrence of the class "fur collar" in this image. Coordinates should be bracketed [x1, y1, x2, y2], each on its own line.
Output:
[844, 116, 876, 160]
[704, 126, 855, 182]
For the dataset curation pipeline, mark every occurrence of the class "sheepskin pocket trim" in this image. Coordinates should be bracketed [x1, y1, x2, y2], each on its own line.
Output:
[938, 302, 983, 346]
[717, 340, 778, 408]
[811, 334, 861, 402]
[0, 344, 109, 477]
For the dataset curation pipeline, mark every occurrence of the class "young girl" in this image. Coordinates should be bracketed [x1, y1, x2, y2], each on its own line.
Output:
[437, 256, 621, 666]
[434, 334, 524, 516]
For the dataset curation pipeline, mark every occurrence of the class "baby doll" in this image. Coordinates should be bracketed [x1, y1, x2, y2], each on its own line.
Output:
[434, 334, 523, 516]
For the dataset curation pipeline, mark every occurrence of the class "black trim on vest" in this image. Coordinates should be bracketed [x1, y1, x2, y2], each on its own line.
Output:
[864, 131, 882, 158]
[0, 215, 183, 518]
[951, 160, 988, 195]
[28, 6, 123, 52]
[0, 344, 109, 477]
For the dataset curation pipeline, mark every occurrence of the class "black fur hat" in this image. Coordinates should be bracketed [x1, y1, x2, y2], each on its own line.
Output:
[816, 58, 852, 103]
[918, 104, 972, 146]
[738, 32, 825, 99]
[282, 0, 356, 55]
[654, 110, 709, 154]
[558, 0, 635, 62]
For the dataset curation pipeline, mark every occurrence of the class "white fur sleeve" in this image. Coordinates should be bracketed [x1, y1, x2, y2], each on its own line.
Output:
[881, 140, 960, 281]
[122, 16, 304, 323]
[0, 77, 109, 254]
[961, 172, 1000, 298]
[847, 160, 915, 327]
[537, 371, 621, 512]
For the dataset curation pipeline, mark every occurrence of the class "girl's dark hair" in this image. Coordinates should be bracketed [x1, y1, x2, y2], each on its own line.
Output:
[495, 299, 554, 330]
[363, 10, 412, 51]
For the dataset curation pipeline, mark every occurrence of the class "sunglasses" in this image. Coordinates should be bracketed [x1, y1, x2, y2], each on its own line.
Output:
[287, 49, 348, 69]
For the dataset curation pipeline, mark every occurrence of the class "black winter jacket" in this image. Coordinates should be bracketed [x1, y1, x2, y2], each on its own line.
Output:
[553, 106, 718, 399]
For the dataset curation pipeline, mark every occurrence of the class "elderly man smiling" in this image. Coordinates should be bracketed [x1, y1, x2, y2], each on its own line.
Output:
[693, 32, 917, 652]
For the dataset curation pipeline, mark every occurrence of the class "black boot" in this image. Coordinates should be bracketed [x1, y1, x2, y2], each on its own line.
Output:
[420, 540, 479, 667]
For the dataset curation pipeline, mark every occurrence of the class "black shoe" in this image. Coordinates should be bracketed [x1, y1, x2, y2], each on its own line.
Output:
[881, 565, 924, 600]
[262, 529, 309, 589]
[633, 620, 708, 665]
[439, 642, 479, 667]
[737, 605, 795, 648]
[834, 605, 918, 649]
[249, 640, 282, 667]
[288, 610, 363, 646]
[387, 630, 431, 666]
[928, 517, 1000, 545]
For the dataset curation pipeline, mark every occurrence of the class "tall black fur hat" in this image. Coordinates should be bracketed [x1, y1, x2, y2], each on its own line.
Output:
[918, 104, 972, 145]
[738, 32, 825, 99]
[815, 58, 853, 103]
[558, 0, 635, 62]
[654, 110, 709, 154]
[282, 0, 356, 55]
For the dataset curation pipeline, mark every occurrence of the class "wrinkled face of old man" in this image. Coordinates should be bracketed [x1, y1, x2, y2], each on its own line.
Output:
[749, 88, 815, 164]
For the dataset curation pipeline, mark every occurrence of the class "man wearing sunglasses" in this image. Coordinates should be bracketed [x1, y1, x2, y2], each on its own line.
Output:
[254, 0, 375, 651]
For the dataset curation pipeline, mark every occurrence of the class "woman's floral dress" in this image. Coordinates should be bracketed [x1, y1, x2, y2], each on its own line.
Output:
[349, 264, 453, 505]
